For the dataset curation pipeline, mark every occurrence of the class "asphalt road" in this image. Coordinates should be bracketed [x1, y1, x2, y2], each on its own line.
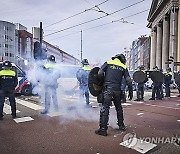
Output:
[0, 91, 180, 154]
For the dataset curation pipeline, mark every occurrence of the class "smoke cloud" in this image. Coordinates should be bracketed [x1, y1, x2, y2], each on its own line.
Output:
[26, 59, 100, 122]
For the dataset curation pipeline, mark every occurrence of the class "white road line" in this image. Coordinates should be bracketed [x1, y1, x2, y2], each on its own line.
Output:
[16, 98, 44, 110]
[3, 103, 20, 114]
[177, 120, 180, 122]
[137, 113, 144, 116]
[145, 104, 180, 110]
[122, 103, 132, 106]
[47, 111, 64, 117]
[63, 96, 97, 103]
[14, 116, 34, 123]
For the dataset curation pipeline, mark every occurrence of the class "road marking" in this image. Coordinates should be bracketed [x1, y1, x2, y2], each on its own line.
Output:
[47, 111, 64, 117]
[145, 104, 180, 110]
[120, 137, 157, 154]
[14, 116, 34, 123]
[3, 103, 20, 114]
[16, 98, 44, 110]
[137, 113, 144, 116]
[63, 96, 97, 103]
[122, 103, 132, 106]
[177, 120, 180, 122]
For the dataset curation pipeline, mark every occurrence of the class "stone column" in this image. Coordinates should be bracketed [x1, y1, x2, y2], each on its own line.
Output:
[150, 27, 157, 70]
[156, 22, 163, 69]
[169, 6, 178, 70]
[177, 3, 180, 70]
[162, 14, 170, 71]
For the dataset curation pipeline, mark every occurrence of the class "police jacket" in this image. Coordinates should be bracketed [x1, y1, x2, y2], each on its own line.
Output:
[164, 71, 172, 84]
[43, 62, 61, 87]
[98, 58, 132, 91]
[0, 68, 18, 91]
[76, 65, 91, 86]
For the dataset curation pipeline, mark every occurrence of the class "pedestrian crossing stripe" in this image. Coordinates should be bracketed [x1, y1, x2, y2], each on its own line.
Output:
[13, 116, 34, 123]
[63, 96, 97, 103]
[16, 98, 44, 110]
[47, 111, 64, 117]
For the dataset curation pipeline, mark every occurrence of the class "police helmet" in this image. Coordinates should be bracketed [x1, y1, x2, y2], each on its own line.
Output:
[81, 59, 89, 65]
[153, 66, 158, 70]
[138, 65, 145, 70]
[2, 61, 12, 69]
[48, 55, 55, 62]
[112, 54, 126, 64]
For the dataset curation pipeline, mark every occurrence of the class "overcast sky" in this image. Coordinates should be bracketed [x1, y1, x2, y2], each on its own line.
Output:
[0, 0, 152, 64]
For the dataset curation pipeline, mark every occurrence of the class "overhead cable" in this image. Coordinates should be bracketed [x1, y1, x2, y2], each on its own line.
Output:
[47, 9, 149, 41]
[44, 0, 109, 28]
[45, 0, 145, 37]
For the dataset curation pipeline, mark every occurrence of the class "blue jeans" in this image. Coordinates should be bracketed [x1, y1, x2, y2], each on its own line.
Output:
[79, 85, 90, 105]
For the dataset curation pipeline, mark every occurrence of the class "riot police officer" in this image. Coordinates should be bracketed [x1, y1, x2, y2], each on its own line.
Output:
[76, 59, 91, 106]
[41, 55, 60, 114]
[164, 67, 172, 97]
[134, 65, 148, 101]
[149, 66, 162, 100]
[95, 54, 133, 136]
[0, 61, 18, 120]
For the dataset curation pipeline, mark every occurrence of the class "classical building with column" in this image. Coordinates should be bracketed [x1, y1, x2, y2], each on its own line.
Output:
[147, 0, 179, 71]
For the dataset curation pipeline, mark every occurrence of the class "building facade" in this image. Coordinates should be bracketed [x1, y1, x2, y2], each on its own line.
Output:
[0, 20, 80, 70]
[129, 36, 149, 70]
[0, 20, 17, 62]
[147, 0, 179, 71]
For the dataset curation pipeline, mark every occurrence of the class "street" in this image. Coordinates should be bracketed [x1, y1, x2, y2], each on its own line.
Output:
[0, 91, 180, 154]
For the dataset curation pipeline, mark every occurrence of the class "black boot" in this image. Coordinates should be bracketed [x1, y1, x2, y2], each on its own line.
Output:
[95, 113, 108, 136]
[118, 124, 127, 131]
[95, 128, 107, 136]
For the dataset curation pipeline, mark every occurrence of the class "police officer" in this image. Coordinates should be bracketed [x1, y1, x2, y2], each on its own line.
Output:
[134, 65, 148, 101]
[95, 54, 133, 136]
[164, 67, 172, 97]
[149, 66, 161, 100]
[41, 55, 60, 114]
[76, 59, 91, 106]
[0, 61, 18, 120]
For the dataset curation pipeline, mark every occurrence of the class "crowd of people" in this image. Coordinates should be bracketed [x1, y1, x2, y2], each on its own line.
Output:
[0, 54, 178, 137]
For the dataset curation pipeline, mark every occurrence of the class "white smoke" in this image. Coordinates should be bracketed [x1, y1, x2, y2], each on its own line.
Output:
[26, 59, 100, 122]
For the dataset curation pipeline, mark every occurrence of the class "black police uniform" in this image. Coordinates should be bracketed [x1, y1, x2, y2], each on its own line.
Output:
[164, 71, 172, 97]
[41, 55, 60, 114]
[149, 68, 162, 100]
[76, 61, 91, 106]
[0, 61, 18, 119]
[95, 54, 133, 136]
[135, 71, 148, 101]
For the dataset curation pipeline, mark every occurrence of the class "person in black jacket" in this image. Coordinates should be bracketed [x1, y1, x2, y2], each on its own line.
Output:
[95, 54, 133, 136]
[134, 65, 148, 101]
[164, 67, 172, 97]
[149, 66, 162, 100]
[0, 61, 18, 120]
